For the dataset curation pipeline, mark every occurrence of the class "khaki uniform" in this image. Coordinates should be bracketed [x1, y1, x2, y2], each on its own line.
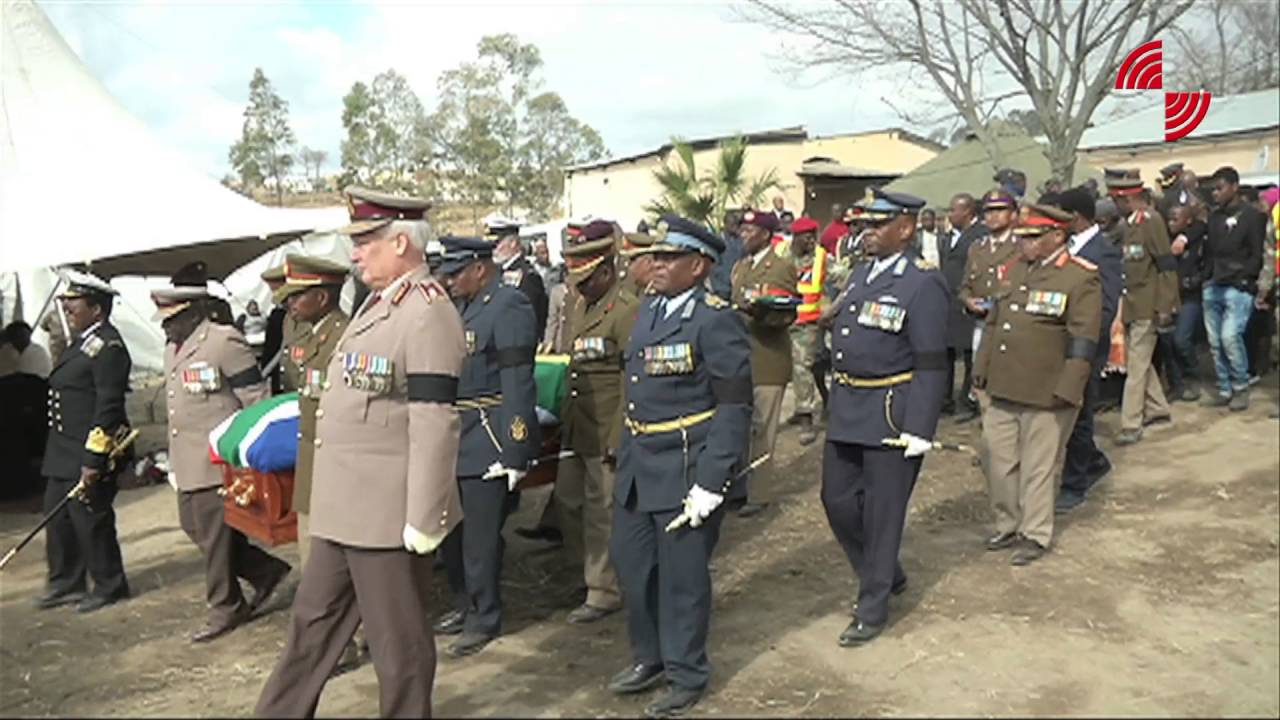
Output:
[555, 281, 639, 610]
[959, 230, 1020, 352]
[278, 314, 311, 392]
[974, 250, 1102, 547]
[285, 310, 349, 565]
[1120, 210, 1179, 431]
[163, 319, 288, 625]
[257, 265, 466, 718]
[731, 249, 797, 505]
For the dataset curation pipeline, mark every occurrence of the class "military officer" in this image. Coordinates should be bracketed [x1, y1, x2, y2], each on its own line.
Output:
[819, 189, 949, 647]
[730, 209, 798, 517]
[973, 203, 1102, 565]
[431, 235, 541, 658]
[1108, 169, 1179, 444]
[959, 189, 1022, 389]
[256, 187, 464, 718]
[554, 220, 640, 624]
[259, 263, 310, 393]
[622, 231, 660, 295]
[35, 271, 132, 613]
[487, 217, 550, 339]
[608, 215, 753, 719]
[151, 281, 291, 643]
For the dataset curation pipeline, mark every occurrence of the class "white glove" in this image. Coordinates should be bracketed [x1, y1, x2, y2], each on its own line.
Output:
[483, 461, 527, 491]
[898, 432, 933, 458]
[683, 485, 725, 528]
[403, 523, 445, 554]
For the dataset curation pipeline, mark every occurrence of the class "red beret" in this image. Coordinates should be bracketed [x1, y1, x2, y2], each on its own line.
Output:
[790, 217, 819, 234]
[579, 219, 616, 242]
[740, 209, 779, 232]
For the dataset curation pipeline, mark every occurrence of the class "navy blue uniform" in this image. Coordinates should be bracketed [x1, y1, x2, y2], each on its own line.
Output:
[441, 273, 540, 638]
[612, 288, 752, 691]
[41, 321, 132, 603]
[823, 254, 948, 626]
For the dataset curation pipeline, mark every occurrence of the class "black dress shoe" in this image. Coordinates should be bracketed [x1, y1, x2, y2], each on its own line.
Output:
[191, 609, 248, 643]
[1010, 538, 1048, 566]
[985, 531, 1019, 550]
[567, 603, 619, 624]
[34, 589, 85, 610]
[249, 566, 290, 615]
[735, 501, 769, 518]
[1055, 490, 1085, 515]
[433, 609, 466, 635]
[514, 525, 563, 544]
[644, 685, 704, 718]
[891, 577, 908, 596]
[838, 619, 884, 646]
[607, 663, 665, 695]
[77, 590, 129, 614]
[447, 632, 495, 658]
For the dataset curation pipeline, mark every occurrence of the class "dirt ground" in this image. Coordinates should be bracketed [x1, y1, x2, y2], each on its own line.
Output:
[2, 382, 1278, 718]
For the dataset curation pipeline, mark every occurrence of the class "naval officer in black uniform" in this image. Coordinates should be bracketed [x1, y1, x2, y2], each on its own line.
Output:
[433, 235, 541, 658]
[820, 189, 949, 646]
[36, 271, 132, 613]
[608, 215, 753, 719]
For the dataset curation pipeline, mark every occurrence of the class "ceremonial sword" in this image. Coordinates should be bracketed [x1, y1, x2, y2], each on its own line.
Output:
[665, 452, 772, 533]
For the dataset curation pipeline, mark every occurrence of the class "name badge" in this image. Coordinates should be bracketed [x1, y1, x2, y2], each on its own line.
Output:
[643, 342, 694, 376]
[1026, 290, 1068, 316]
[341, 352, 394, 395]
[182, 361, 220, 394]
[1123, 244, 1145, 261]
[572, 336, 607, 362]
[856, 302, 906, 333]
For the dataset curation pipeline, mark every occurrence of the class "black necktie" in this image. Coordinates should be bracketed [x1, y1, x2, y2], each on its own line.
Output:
[651, 298, 667, 330]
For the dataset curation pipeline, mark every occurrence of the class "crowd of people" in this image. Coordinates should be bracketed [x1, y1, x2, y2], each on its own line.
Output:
[17, 161, 1279, 719]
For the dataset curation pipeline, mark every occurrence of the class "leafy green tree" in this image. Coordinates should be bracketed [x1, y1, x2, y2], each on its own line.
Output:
[339, 70, 432, 193]
[644, 135, 787, 232]
[228, 68, 296, 205]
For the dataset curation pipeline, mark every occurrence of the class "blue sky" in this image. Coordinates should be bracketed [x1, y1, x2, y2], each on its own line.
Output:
[41, 0, 913, 180]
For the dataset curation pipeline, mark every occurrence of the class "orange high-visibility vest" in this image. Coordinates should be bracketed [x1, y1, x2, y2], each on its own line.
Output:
[796, 246, 827, 324]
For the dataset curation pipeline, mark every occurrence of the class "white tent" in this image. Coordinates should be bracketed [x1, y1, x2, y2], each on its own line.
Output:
[0, 0, 352, 373]
[0, 0, 347, 278]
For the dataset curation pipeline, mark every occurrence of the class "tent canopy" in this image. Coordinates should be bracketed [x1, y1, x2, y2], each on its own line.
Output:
[0, 0, 346, 276]
[885, 123, 1101, 208]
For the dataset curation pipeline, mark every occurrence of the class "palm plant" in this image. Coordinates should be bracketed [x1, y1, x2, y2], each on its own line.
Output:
[644, 135, 788, 232]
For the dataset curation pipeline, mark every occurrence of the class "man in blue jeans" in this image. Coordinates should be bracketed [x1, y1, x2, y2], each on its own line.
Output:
[1163, 205, 1207, 401]
[1203, 167, 1268, 411]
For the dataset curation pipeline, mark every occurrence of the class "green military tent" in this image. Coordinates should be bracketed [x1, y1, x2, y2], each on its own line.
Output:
[885, 123, 1101, 209]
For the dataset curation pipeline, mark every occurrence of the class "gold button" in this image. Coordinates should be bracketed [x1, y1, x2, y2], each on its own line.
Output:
[571, 372, 579, 380]
[171, 428, 179, 436]
[169, 409, 175, 415]
[571, 390, 579, 398]
[836, 351, 844, 361]
[628, 402, 635, 411]
[168, 391, 175, 398]
[57, 425, 62, 432]
[48, 420, 54, 427]
[1010, 304, 1020, 312]
[999, 344, 1007, 353]
[314, 438, 322, 447]
[296, 432, 302, 440]
[1002, 323, 1011, 331]
[315, 409, 324, 419]
[841, 327, 850, 336]
[631, 375, 638, 383]
[323, 381, 331, 390]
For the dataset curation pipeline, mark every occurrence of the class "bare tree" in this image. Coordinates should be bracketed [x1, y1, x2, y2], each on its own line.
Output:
[297, 147, 329, 192]
[739, 0, 1194, 183]
[1168, 0, 1280, 95]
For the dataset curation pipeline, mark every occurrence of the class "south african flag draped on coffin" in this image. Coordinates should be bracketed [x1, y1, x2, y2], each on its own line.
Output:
[208, 392, 300, 472]
[534, 354, 570, 421]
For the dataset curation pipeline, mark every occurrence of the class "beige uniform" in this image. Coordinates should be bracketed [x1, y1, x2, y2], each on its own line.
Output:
[257, 265, 466, 718]
[163, 319, 288, 625]
[1119, 210, 1179, 431]
[973, 250, 1102, 547]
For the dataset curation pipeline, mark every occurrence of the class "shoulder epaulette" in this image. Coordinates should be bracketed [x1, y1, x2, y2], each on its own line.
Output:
[416, 280, 444, 304]
[390, 281, 412, 306]
[704, 293, 729, 309]
[1069, 255, 1098, 271]
[914, 258, 937, 271]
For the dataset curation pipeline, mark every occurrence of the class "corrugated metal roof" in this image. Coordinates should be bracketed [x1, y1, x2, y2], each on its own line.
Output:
[1079, 88, 1280, 150]
[563, 126, 808, 173]
[797, 159, 898, 178]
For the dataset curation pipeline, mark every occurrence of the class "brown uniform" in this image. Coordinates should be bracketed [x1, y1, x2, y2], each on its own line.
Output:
[1119, 210, 1179, 432]
[164, 319, 289, 627]
[257, 265, 465, 718]
[287, 309, 349, 565]
[959, 230, 1020, 353]
[973, 250, 1102, 547]
[278, 314, 311, 392]
[554, 281, 639, 611]
[731, 247, 797, 507]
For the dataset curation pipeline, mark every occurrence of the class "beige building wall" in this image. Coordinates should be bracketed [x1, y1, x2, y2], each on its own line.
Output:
[1080, 129, 1279, 186]
[564, 129, 941, 229]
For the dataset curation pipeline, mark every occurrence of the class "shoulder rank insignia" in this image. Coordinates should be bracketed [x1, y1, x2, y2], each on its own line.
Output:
[510, 415, 528, 443]
[893, 257, 908, 276]
[81, 335, 105, 357]
[390, 282, 412, 306]
[682, 298, 696, 319]
[1069, 255, 1098, 271]
[417, 281, 443, 303]
[914, 257, 937, 271]
[502, 269, 524, 287]
[704, 293, 729, 309]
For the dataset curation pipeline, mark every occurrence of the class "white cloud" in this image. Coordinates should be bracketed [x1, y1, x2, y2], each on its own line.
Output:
[39, 0, 917, 180]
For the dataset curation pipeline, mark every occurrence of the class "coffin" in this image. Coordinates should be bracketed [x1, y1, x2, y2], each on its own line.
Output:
[514, 422, 560, 491]
[220, 464, 297, 546]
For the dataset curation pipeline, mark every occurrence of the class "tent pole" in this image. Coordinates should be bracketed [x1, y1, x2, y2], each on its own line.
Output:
[31, 276, 68, 339]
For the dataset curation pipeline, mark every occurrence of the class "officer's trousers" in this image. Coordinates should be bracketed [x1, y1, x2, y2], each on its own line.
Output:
[256, 539, 436, 719]
[441, 476, 510, 637]
[554, 455, 621, 610]
[1121, 319, 1171, 431]
[611, 494, 724, 692]
[43, 475, 129, 601]
[742, 384, 785, 503]
[820, 442, 919, 626]
[178, 487, 289, 625]
[983, 399, 1079, 547]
